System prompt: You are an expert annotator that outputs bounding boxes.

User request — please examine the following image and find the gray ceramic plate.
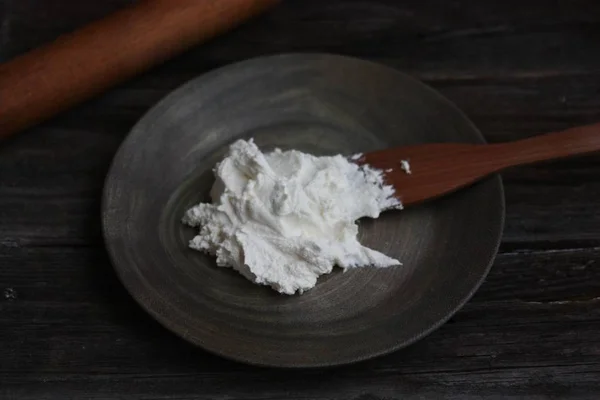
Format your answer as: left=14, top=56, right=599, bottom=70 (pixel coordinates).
left=102, top=53, right=504, bottom=367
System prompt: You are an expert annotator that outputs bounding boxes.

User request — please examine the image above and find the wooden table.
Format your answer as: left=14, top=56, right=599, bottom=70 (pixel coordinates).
left=2, top=1, right=600, bottom=398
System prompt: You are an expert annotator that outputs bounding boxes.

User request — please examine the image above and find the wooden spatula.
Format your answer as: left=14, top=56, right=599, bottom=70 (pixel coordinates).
left=358, top=122, right=600, bottom=207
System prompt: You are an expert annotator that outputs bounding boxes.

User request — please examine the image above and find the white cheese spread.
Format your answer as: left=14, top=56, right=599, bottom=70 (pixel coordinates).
left=183, top=139, right=401, bottom=294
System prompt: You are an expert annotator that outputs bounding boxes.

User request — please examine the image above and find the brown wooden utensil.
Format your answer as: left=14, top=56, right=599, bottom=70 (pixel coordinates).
left=0, top=0, right=279, bottom=139
left=360, top=122, right=600, bottom=207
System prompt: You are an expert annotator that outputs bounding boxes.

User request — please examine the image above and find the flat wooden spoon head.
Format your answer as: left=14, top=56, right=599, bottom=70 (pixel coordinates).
left=358, top=123, right=600, bottom=207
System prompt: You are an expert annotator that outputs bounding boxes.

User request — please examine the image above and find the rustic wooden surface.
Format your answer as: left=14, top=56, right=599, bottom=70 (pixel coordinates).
left=2, top=0, right=600, bottom=398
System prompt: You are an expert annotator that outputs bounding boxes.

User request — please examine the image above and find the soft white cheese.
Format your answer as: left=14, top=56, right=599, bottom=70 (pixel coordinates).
left=183, top=139, right=401, bottom=295
left=400, top=159, right=412, bottom=174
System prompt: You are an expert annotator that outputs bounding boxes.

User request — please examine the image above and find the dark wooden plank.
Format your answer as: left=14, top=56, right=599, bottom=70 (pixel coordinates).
left=2, top=247, right=600, bottom=375
left=2, top=365, right=600, bottom=400
left=4, top=0, right=600, bottom=75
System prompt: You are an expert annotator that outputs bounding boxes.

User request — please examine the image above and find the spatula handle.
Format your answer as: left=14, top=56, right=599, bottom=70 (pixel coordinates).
left=0, top=0, right=278, bottom=139
left=497, top=122, right=600, bottom=167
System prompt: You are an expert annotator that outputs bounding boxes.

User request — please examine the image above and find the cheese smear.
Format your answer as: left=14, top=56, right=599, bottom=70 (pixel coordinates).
left=182, top=139, right=401, bottom=295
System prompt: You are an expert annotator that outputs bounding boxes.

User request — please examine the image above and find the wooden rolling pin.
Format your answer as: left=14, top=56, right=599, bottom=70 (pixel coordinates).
left=0, top=0, right=279, bottom=139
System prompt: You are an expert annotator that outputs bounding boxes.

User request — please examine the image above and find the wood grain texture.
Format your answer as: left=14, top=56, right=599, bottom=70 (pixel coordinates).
left=2, top=0, right=600, bottom=398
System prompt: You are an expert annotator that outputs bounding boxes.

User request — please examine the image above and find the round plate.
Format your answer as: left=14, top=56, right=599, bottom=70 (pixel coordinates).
left=102, top=53, right=504, bottom=367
